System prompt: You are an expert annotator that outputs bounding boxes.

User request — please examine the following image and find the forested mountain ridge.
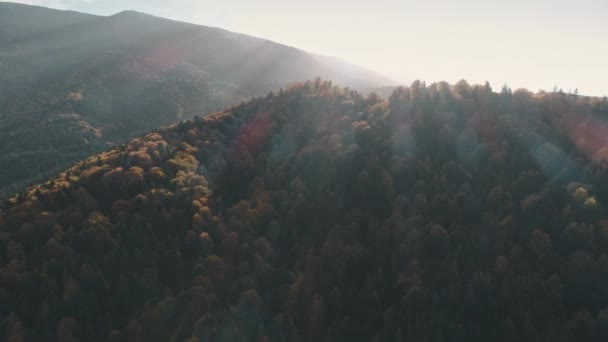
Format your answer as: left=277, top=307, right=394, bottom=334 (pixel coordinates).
left=2, top=79, right=608, bottom=341
left=0, top=2, right=391, bottom=196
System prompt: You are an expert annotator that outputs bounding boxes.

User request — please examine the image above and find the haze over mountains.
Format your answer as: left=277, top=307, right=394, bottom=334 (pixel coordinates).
left=4, top=2, right=608, bottom=341
left=0, top=2, right=391, bottom=196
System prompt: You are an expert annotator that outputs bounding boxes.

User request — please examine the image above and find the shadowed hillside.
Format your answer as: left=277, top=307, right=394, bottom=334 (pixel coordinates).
left=2, top=79, right=608, bottom=341
left=0, top=2, right=392, bottom=196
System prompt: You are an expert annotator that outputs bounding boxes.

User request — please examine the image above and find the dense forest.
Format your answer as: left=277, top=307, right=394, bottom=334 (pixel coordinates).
left=0, top=3, right=390, bottom=196
left=2, top=79, right=608, bottom=341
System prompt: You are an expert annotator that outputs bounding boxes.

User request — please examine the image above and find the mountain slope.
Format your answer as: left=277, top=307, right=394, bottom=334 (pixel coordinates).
left=0, top=3, right=392, bottom=196
left=2, top=80, right=608, bottom=341
left=0, top=2, right=95, bottom=43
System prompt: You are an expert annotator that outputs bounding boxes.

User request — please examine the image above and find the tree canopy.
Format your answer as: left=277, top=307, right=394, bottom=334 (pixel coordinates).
left=2, top=79, right=608, bottom=341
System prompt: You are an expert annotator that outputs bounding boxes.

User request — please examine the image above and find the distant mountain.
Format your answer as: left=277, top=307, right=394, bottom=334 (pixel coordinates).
left=0, top=3, right=95, bottom=43
left=0, top=2, right=392, bottom=196
left=2, top=80, right=608, bottom=340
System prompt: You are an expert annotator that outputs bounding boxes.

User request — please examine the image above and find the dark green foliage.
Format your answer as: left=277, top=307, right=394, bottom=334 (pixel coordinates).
left=2, top=80, right=608, bottom=341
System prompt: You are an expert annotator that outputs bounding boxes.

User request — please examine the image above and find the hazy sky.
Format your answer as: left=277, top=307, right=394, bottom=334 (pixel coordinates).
left=8, top=0, right=608, bottom=96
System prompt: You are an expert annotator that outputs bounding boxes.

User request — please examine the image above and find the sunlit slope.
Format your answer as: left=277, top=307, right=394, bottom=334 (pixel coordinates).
left=0, top=3, right=391, bottom=195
